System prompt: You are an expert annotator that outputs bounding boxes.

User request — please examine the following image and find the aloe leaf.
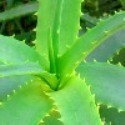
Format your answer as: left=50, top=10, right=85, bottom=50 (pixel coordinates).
left=36, top=0, right=58, bottom=60
left=48, top=0, right=82, bottom=74
left=0, top=80, right=52, bottom=125
left=0, top=75, right=34, bottom=101
left=100, top=105, right=125, bottom=125
left=48, top=27, right=59, bottom=74
left=36, top=0, right=82, bottom=58
left=0, top=63, right=44, bottom=77
left=58, top=0, right=82, bottom=55
left=0, top=62, right=59, bottom=93
left=59, top=11, right=125, bottom=77
left=49, top=76, right=102, bottom=125
left=86, top=29, right=125, bottom=62
left=76, top=62, right=125, bottom=110
left=0, top=35, right=48, bottom=70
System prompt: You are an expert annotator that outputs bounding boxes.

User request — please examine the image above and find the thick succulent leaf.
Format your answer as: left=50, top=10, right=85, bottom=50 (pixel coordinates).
left=58, top=0, right=82, bottom=55
left=0, top=63, right=44, bottom=77
left=48, top=28, right=58, bottom=74
left=0, top=35, right=48, bottom=70
left=86, top=29, right=125, bottom=62
left=36, top=0, right=58, bottom=60
left=0, top=58, right=49, bottom=101
left=0, top=79, right=52, bottom=125
left=59, top=11, right=125, bottom=77
left=49, top=76, right=102, bottom=125
left=36, top=0, right=82, bottom=59
left=100, top=105, right=125, bottom=125
left=0, top=62, right=58, bottom=94
left=0, top=75, right=34, bottom=101
left=76, top=62, right=125, bottom=110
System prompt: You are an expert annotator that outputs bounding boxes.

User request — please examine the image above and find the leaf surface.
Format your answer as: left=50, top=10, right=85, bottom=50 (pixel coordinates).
left=77, top=62, right=125, bottom=110
left=58, top=0, right=82, bottom=55
left=0, top=62, right=58, bottom=96
left=0, top=75, right=34, bottom=101
left=86, top=29, right=125, bottom=62
left=49, top=76, right=102, bottom=125
left=36, top=0, right=82, bottom=59
left=59, top=11, right=125, bottom=77
left=0, top=60, right=50, bottom=100
left=0, top=80, right=52, bottom=125
left=36, top=0, right=58, bottom=60
left=0, top=35, right=48, bottom=69
left=0, top=63, right=44, bottom=77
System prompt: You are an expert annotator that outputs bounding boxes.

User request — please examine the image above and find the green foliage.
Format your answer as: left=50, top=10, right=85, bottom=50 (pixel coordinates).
left=77, top=62, right=125, bottom=110
left=99, top=105, right=125, bottom=125
left=0, top=0, right=125, bottom=124
left=119, top=0, right=125, bottom=9
left=0, top=1, right=37, bottom=22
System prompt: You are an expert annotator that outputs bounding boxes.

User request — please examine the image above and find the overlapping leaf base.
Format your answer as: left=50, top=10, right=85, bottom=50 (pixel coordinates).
left=0, top=79, right=52, bottom=125
left=46, top=76, right=102, bottom=125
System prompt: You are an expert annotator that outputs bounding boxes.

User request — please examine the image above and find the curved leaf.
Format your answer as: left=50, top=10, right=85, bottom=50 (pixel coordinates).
left=0, top=62, right=59, bottom=95
left=59, top=11, right=125, bottom=77
left=0, top=79, right=52, bottom=125
left=0, top=63, right=44, bottom=77
left=0, top=35, right=48, bottom=70
left=0, top=75, right=34, bottom=101
left=36, top=0, right=58, bottom=60
left=58, top=0, right=82, bottom=55
left=86, top=29, right=125, bottom=62
left=77, top=62, right=125, bottom=110
left=36, top=0, right=82, bottom=58
left=49, top=76, right=102, bottom=125
left=0, top=58, right=48, bottom=102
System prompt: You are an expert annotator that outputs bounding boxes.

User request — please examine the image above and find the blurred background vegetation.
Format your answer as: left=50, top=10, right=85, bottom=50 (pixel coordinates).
left=0, top=0, right=125, bottom=124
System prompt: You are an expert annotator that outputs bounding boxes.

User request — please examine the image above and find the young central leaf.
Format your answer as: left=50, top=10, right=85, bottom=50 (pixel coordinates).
left=36, top=0, right=82, bottom=79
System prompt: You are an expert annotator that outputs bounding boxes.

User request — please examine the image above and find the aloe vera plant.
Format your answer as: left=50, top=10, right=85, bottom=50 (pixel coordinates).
left=0, top=0, right=125, bottom=124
